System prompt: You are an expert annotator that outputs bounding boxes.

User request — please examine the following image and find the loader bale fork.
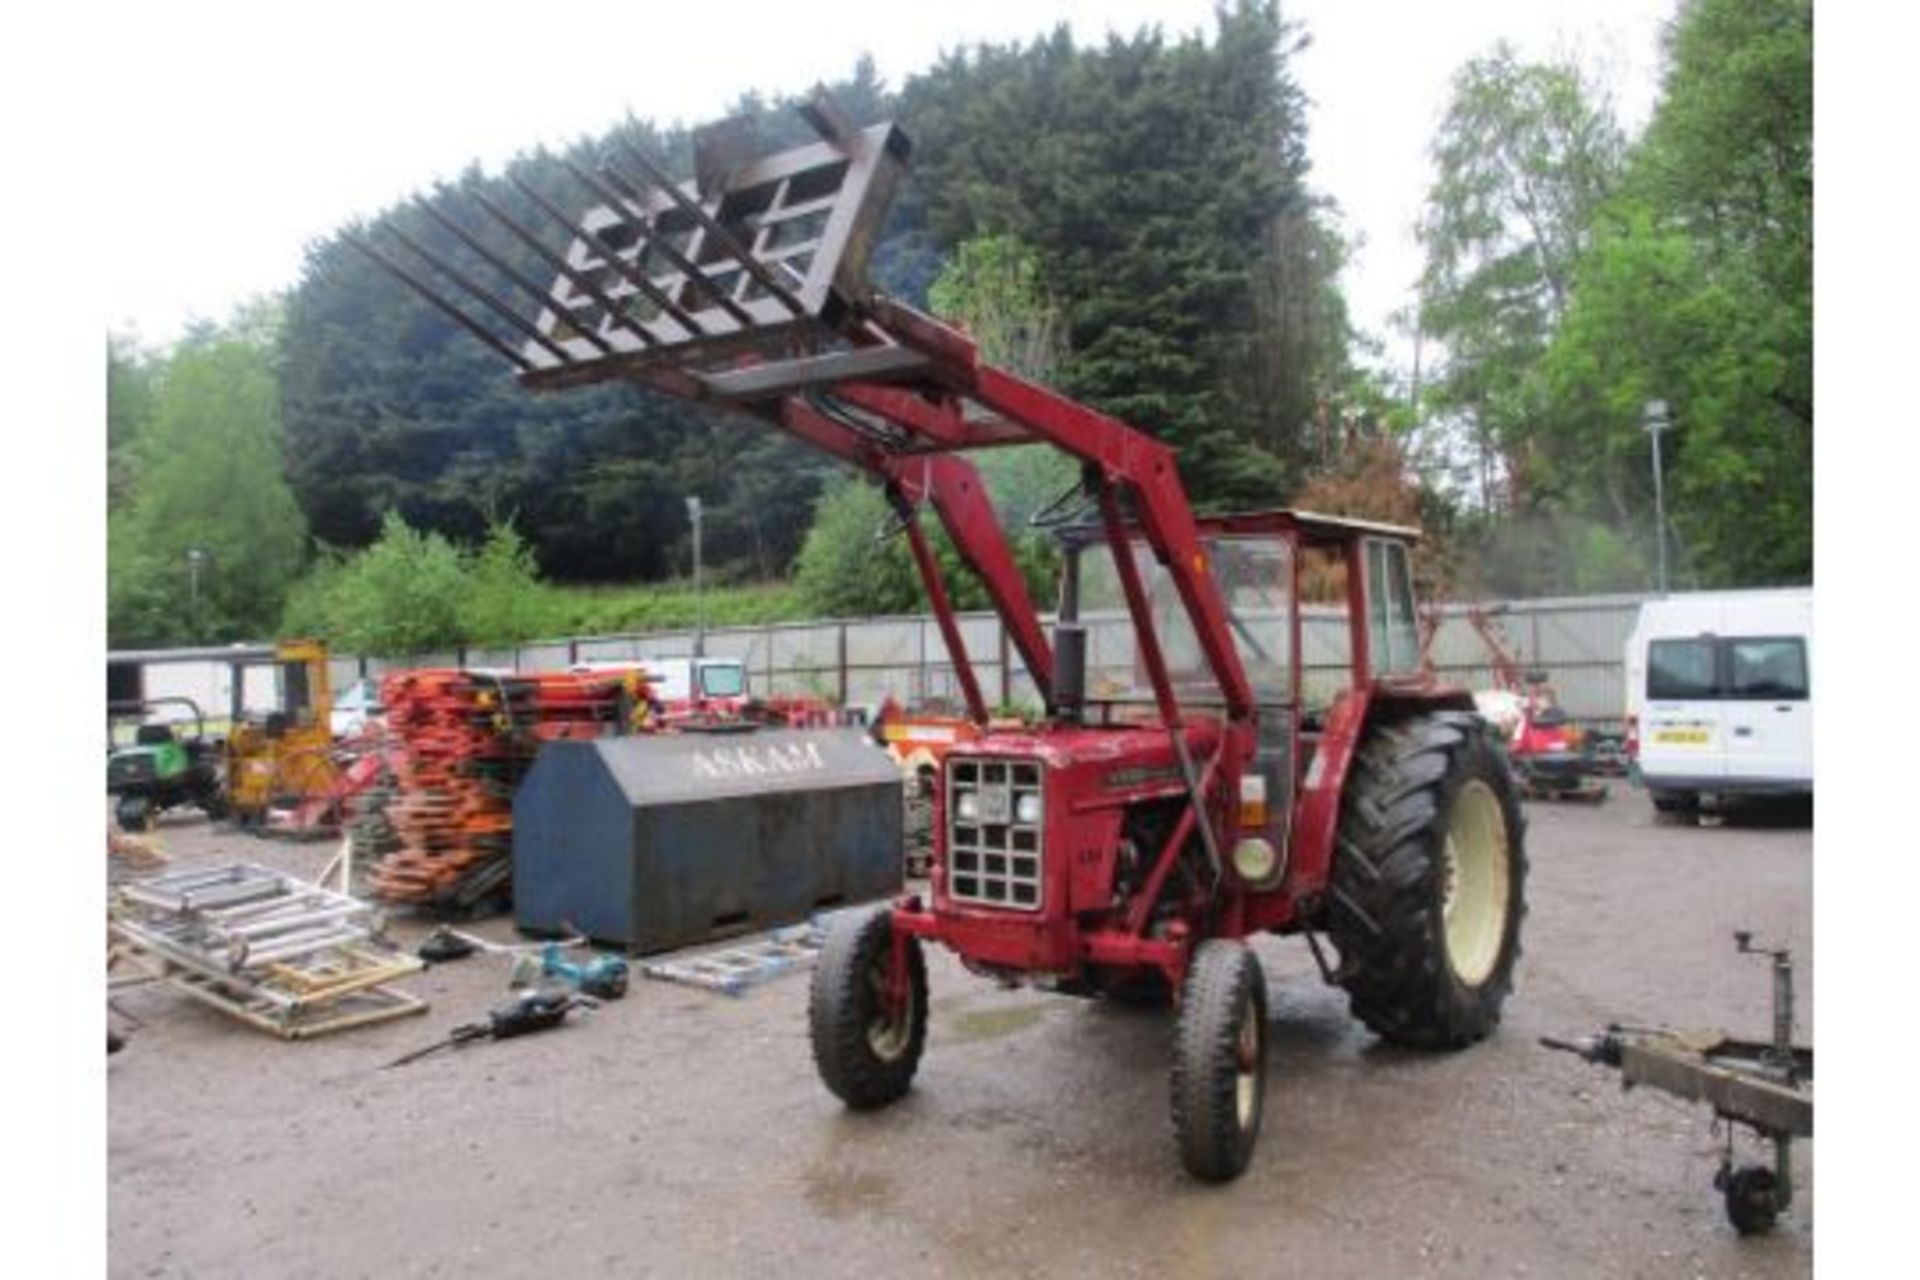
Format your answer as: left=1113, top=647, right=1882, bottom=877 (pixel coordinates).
left=355, top=92, right=1529, bottom=1180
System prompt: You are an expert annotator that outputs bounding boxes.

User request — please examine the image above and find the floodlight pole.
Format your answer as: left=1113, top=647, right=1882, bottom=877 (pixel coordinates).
left=1644, top=400, right=1671, bottom=594
left=686, top=496, right=705, bottom=657
left=187, top=547, right=208, bottom=638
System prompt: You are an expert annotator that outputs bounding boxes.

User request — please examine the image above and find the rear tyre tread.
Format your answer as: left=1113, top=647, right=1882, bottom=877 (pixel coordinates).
left=1326, top=712, right=1529, bottom=1049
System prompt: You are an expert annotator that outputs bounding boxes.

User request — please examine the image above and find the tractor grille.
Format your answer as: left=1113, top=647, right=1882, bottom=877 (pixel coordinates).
left=946, top=759, right=1044, bottom=911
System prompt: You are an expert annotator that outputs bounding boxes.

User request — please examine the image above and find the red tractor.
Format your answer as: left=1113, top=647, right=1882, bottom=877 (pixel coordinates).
left=353, top=94, right=1528, bottom=1181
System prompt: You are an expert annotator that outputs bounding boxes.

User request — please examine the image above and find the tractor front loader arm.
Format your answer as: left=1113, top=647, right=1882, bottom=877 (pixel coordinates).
left=349, top=90, right=1251, bottom=741
left=774, top=394, right=1055, bottom=719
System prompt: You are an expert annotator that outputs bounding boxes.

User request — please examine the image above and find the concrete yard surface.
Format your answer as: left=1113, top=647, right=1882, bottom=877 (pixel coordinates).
left=109, top=786, right=1812, bottom=1279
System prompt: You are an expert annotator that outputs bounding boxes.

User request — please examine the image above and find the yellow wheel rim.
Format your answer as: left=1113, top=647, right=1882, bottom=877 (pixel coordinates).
left=1233, top=1002, right=1261, bottom=1129
left=1441, top=779, right=1512, bottom=985
left=865, top=959, right=913, bottom=1061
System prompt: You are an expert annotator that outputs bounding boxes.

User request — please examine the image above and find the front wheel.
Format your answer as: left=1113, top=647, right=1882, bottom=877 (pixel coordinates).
left=809, top=908, right=927, bottom=1110
left=1171, top=941, right=1269, bottom=1182
left=1326, top=711, right=1529, bottom=1048
left=1719, top=1163, right=1781, bottom=1235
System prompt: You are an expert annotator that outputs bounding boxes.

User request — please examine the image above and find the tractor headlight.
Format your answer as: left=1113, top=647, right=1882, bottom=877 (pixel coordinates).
left=956, top=791, right=980, bottom=822
left=1015, top=792, right=1043, bottom=825
left=1231, top=836, right=1282, bottom=888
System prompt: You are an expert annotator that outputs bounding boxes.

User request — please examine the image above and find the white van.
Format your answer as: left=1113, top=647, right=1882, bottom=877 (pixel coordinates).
left=1624, top=589, right=1812, bottom=813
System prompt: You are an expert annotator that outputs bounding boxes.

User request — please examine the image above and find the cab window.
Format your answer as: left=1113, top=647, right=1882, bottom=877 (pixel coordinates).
left=698, top=664, right=745, bottom=698
left=1365, top=538, right=1420, bottom=674
left=281, top=661, right=312, bottom=720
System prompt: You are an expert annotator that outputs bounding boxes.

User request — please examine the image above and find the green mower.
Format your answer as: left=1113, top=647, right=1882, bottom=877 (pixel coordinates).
left=106, top=699, right=228, bottom=831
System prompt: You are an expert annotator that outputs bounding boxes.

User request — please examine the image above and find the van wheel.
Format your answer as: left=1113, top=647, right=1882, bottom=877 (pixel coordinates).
left=1651, top=790, right=1700, bottom=824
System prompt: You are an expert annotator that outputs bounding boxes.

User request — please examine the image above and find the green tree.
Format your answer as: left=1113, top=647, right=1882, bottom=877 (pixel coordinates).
left=791, top=467, right=1060, bottom=621
left=792, top=481, right=925, bottom=617
left=791, top=233, right=1082, bottom=621
left=108, top=328, right=308, bottom=646
left=897, top=1, right=1338, bottom=506
left=929, top=234, right=1067, bottom=381
left=277, top=14, right=1354, bottom=588
left=280, top=513, right=469, bottom=654
left=1530, top=0, right=1811, bottom=587
left=1416, top=44, right=1626, bottom=511
left=927, top=231, right=1075, bottom=580
left=107, top=334, right=160, bottom=511
left=278, top=108, right=840, bottom=588
left=459, top=520, right=554, bottom=646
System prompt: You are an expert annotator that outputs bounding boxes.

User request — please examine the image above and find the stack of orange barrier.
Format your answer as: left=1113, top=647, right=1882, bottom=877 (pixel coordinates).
left=368, top=668, right=651, bottom=910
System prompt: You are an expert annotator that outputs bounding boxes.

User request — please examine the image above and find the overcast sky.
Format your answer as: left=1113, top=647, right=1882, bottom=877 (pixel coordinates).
left=105, top=0, right=1676, bottom=370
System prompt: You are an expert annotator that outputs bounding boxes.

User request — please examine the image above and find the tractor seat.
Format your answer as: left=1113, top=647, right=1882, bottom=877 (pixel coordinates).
left=134, top=724, right=175, bottom=746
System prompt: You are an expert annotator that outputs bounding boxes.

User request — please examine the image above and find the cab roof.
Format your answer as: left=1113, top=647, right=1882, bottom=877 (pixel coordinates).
left=1058, top=507, right=1422, bottom=547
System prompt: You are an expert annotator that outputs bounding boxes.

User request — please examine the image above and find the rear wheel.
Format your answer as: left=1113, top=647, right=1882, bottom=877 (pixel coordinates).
left=115, top=794, right=154, bottom=833
left=1170, top=941, right=1269, bottom=1182
left=809, top=909, right=927, bottom=1110
left=1326, top=712, right=1528, bottom=1048
left=197, top=780, right=230, bottom=822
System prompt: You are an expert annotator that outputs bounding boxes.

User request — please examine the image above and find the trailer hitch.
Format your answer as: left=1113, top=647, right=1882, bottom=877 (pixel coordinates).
left=1541, top=930, right=1811, bottom=1235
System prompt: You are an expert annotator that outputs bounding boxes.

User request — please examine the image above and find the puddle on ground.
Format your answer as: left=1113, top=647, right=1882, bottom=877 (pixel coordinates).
left=948, top=1004, right=1047, bottom=1043
left=802, top=1165, right=898, bottom=1220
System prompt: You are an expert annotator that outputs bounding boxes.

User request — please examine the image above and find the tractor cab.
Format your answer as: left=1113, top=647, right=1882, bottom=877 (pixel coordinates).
left=931, top=507, right=1457, bottom=937
left=223, top=639, right=341, bottom=824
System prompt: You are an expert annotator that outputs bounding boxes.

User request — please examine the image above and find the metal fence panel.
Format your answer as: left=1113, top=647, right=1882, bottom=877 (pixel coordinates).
left=634, top=632, right=698, bottom=660
left=844, top=669, right=901, bottom=707
left=958, top=616, right=1000, bottom=660
left=518, top=642, right=573, bottom=671
left=846, top=619, right=920, bottom=667
left=575, top=636, right=641, bottom=663
left=114, top=591, right=1659, bottom=733
left=769, top=624, right=841, bottom=671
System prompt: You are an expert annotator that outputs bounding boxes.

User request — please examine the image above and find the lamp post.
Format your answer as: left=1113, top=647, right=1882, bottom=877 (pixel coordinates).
left=686, top=495, right=705, bottom=657
left=1643, top=400, right=1671, bottom=594
left=186, top=546, right=208, bottom=638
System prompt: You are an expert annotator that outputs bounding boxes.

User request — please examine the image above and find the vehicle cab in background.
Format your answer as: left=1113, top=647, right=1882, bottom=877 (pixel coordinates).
left=573, top=656, right=750, bottom=725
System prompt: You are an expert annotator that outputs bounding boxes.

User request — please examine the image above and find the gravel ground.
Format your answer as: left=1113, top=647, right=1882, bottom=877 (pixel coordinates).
left=108, top=782, right=1811, bottom=1279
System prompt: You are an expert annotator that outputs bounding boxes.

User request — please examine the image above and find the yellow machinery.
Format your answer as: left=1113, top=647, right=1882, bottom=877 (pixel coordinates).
left=223, top=639, right=341, bottom=825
